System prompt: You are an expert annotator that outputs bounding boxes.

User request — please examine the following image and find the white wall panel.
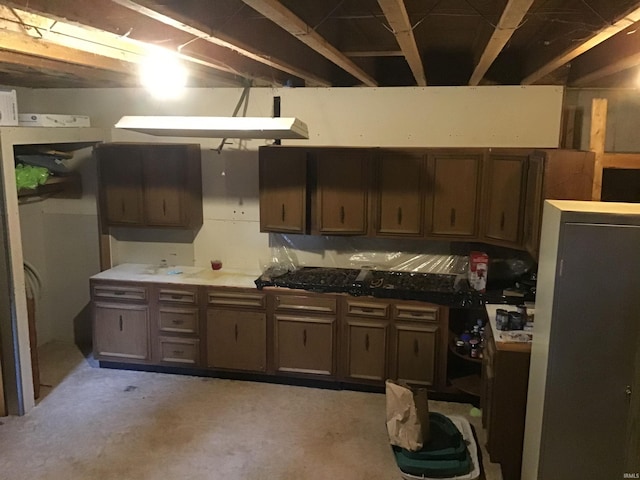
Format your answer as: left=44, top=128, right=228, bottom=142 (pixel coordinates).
left=19, top=86, right=563, bottom=147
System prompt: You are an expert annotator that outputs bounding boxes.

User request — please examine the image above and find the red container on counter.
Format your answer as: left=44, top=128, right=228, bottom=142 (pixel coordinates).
left=468, top=251, right=489, bottom=292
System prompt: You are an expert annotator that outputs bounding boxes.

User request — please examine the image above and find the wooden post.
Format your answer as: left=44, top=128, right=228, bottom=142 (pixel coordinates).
left=560, top=106, right=577, bottom=149
left=589, top=98, right=607, bottom=200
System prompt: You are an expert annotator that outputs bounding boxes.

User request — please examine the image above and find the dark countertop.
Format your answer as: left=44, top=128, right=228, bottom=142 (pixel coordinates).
left=254, top=267, right=533, bottom=308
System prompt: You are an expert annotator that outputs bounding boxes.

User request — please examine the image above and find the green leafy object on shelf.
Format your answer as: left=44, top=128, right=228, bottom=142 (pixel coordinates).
left=15, top=164, right=50, bottom=190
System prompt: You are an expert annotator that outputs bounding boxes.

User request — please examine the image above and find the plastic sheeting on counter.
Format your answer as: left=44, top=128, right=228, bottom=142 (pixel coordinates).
left=263, top=233, right=468, bottom=276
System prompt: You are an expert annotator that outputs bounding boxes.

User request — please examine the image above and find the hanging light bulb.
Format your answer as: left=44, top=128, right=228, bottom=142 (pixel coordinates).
left=139, top=48, right=188, bottom=100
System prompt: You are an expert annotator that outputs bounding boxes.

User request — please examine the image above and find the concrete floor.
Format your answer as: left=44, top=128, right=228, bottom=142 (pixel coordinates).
left=0, top=342, right=502, bottom=480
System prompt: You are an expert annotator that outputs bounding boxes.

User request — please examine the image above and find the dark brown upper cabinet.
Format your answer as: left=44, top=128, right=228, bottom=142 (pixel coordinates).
left=426, top=151, right=482, bottom=239
left=314, top=148, right=370, bottom=235
left=481, top=151, right=528, bottom=247
left=373, top=149, right=425, bottom=237
left=97, top=143, right=202, bottom=230
left=258, top=146, right=308, bottom=234
left=257, top=146, right=595, bottom=254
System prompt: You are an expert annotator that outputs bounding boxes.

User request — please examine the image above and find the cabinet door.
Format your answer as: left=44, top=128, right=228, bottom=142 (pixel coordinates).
left=523, top=153, right=545, bottom=258
left=143, top=146, right=185, bottom=226
left=393, top=323, right=439, bottom=387
left=97, top=147, right=144, bottom=225
left=259, top=147, right=307, bottom=233
left=316, top=149, right=369, bottom=235
left=275, top=314, right=335, bottom=376
left=344, top=318, right=389, bottom=382
left=207, top=309, right=267, bottom=372
left=482, top=154, right=527, bottom=245
left=94, top=302, right=149, bottom=361
left=374, top=151, right=424, bottom=236
left=427, top=153, right=481, bottom=238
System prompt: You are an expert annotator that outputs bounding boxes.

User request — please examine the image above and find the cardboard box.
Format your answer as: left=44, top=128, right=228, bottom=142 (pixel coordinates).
left=18, top=113, right=91, bottom=127
left=0, top=89, right=19, bottom=126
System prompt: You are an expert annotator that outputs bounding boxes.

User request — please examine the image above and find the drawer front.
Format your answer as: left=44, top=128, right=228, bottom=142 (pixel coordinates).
left=158, top=337, right=200, bottom=365
left=392, top=304, right=439, bottom=322
left=158, top=288, right=198, bottom=305
left=345, top=300, right=389, bottom=319
left=158, top=306, right=199, bottom=334
left=208, top=291, right=266, bottom=309
left=93, top=284, right=147, bottom=301
left=274, top=294, right=336, bottom=314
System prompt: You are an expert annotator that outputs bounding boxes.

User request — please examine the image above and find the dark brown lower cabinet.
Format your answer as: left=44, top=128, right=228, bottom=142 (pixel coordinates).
left=207, top=309, right=267, bottom=372
left=393, top=322, right=439, bottom=387
left=154, top=285, right=202, bottom=367
left=94, top=302, right=150, bottom=361
left=92, top=280, right=450, bottom=392
left=482, top=317, right=531, bottom=480
left=390, top=302, right=446, bottom=390
left=92, top=281, right=151, bottom=363
left=274, top=314, right=335, bottom=376
left=343, top=318, right=389, bottom=382
left=206, top=288, right=267, bottom=372
left=341, top=298, right=391, bottom=383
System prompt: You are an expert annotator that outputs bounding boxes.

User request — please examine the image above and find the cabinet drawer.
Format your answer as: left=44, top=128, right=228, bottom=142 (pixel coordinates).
left=392, top=304, right=439, bottom=322
left=158, top=337, right=200, bottom=365
left=93, top=284, right=147, bottom=302
left=345, top=300, right=389, bottom=318
left=208, top=291, right=266, bottom=309
left=274, top=294, right=336, bottom=314
left=158, top=288, right=198, bottom=305
left=158, top=306, right=199, bottom=334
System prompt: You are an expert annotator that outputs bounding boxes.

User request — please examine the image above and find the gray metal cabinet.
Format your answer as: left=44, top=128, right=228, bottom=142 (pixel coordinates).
left=522, top=200, right=640, bottom=480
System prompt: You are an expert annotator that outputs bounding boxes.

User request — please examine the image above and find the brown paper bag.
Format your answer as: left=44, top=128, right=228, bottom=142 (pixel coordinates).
left=385, top=379, right=430, bottom=451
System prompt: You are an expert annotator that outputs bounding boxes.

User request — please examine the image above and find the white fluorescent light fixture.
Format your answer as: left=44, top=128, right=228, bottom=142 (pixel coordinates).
left=115, top=115, right=309, bottom=139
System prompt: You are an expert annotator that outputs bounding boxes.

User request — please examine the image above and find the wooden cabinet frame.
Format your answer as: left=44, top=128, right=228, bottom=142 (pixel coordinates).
left=96, top=142, right=203, bottom=231
left=91, top=279, right=450, bottom=394
left=259, top=145, right=594, bottom=253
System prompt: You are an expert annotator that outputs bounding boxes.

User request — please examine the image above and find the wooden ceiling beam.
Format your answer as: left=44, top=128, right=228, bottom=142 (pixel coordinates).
left=241, top=0, right=378, bottom=86
left=110, top=0, right=331, bottom=87
left=0, top=27, right=132, bottom=74
left=568, top=23, right=640, bottom=86
left=343, top=50, right=403, bottom=58
left=522, top=5, right=640, bottom=85
left=0, top=49, right=133, bottom=84
left=377, top=0, right=426, bottom=86
left=469, top=0, right=534, bottom=86
left=0, top=4, right=255, bottom=86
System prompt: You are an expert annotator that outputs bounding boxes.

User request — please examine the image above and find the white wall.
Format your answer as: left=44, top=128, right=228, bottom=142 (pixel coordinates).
left=18, top=146, right=100, bottom=345
left=18, top=86, right=563, bottom=147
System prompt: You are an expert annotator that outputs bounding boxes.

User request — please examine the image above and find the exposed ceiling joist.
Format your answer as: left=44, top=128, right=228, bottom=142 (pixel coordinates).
left=569, top=23, right=640, bottom=86
left=344, top=50, right=403, bottom=57
left=469, top=0, right=534, bottom=86
left=0, top=26, right=132, bottom=74
left=0, top=49, right=132, bottom=84
left=522, top=5, right=640, bottom=85
left=377, top=0, right=426, bottom=86
left=0, top=4, right=257, bottom=86
left=110, top=0, right=331, bottom=87
left=241, top=0, right=378, bottom=86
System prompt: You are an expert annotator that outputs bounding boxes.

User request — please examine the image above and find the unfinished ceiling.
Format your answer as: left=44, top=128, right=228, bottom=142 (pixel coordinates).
left=0, top=0, right=639, bottom=89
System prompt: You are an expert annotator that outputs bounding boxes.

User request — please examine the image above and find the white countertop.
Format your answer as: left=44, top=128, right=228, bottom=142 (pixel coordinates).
left=91, top=263, right=260, bottom=289
left=486, top=304, right=532, bottom=352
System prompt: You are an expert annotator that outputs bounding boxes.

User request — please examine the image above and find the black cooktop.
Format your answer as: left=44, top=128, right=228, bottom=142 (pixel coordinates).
left=255, top=267, right=473, bottom=306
